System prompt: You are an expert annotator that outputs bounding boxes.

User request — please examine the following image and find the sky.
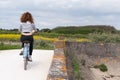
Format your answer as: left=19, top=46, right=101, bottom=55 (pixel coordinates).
left=1, top=0, right=120, bottom=30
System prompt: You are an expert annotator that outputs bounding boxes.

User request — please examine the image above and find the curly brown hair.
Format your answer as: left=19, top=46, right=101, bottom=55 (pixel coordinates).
left=20, top=12, right=34, bottom=23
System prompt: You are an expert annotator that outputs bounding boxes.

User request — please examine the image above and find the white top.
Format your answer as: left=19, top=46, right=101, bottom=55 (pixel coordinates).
left=19, top=22, right=36, bottom=33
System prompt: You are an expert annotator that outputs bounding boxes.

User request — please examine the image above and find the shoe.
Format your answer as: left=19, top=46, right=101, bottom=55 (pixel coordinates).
left=19, top=51, right=23, bottom=55
left=28, top=56, right=32, bottom=62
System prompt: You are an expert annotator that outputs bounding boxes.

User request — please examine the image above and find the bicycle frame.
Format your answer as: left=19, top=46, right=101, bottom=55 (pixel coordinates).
left=23, top=42, right=30, bottom=70
left=23, top=42, right=30, bottom=58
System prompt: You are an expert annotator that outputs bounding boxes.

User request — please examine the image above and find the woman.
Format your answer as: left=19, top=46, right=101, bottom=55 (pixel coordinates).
left=19, top=12, right=37, bottom=61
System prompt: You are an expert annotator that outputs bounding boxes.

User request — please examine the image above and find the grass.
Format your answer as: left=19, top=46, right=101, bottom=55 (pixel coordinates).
left=0, top=42, right=21, bottom=50
left=0, top=40, right=54, bottom=50
left=72, top=57, right=84, bottom=80
left=65, top=50, right=84, bottom=80
left=34, top=40, right=54, bottom=50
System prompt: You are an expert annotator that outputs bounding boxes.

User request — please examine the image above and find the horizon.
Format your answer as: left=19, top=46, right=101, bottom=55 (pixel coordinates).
left=0, top=25, right=119, bottom=31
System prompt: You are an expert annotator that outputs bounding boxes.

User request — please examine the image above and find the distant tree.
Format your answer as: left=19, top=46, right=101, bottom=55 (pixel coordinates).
left=10, top=29, right=18, bottom=31
left=40, top=28, right=51, bottom=33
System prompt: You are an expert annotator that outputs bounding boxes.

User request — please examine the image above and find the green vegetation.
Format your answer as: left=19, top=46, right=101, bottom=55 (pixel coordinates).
left=88, top=33, right=120, bottom=43
left=0, top=25, right=120, bottom=50
left=0, top=28, right=18, bottom=34
left=0, top=25, right=118, bottom=38
left=52, top=25, right=117, bottom=34
left=72, top=57, right=84, bottom=80
left=0, top=42, right=21, bottom=50
left=34, top=25, right=120, bottom=43
left=65, top=50, right=84, bottom=80
left=34, top=40, right=54, bottom=50
left=0, top=41, right=54, bottom=50
left=94, top=64, right=108, bottom=72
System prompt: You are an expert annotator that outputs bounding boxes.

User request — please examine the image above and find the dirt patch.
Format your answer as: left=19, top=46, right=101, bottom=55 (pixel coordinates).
left=90, top=58, right=120, bottom=80
left=66, top=53, right=120, bottom=80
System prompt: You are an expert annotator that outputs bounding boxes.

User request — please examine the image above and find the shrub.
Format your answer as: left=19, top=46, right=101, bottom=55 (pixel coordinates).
left=88, top=33, right=120, bottom=43
left=99, top=64, right=108, bottom=72
left=34, top=40, right=54, bottom=50
left=94, top=64, right=108, bottom=72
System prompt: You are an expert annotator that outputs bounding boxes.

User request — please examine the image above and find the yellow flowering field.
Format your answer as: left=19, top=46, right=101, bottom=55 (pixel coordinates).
left=37, top=36, right=57, bottom=42
left=77, top=38, right=91, bottom=42
left=0, top=34, right=91, bottom=42
left=0, top=34, right=20, bottom=41
left=65, top=38, right=91, bottom=42
left=0, top=34, right=57, bottom=42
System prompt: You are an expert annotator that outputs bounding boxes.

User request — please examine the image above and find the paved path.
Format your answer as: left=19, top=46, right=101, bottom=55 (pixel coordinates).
left=0, top=49, right=54, bottom=80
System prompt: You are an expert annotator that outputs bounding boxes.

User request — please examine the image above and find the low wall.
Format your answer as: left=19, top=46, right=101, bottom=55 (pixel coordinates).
left=47, top=40, right=68, bottom=80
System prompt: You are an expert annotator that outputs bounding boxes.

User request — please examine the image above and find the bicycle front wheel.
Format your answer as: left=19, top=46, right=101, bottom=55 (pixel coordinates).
left=24, top=58, right=28, bottom=70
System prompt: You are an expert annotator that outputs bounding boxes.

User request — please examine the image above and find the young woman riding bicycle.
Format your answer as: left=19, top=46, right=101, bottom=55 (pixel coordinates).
left=19, top=12, right=37, bottom=61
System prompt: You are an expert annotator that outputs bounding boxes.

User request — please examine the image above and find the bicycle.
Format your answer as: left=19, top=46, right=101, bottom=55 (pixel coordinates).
left=23, top=41, right=31, bottom=70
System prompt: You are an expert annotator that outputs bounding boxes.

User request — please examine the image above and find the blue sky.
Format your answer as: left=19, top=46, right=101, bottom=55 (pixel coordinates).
left=1, top=0, right=120, bottom=30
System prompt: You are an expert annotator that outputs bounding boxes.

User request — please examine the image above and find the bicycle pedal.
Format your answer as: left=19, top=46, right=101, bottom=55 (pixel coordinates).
left=19, top=51, right=23, bottom=55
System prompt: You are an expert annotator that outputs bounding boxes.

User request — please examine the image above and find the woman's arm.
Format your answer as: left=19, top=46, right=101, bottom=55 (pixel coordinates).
left=18, top=25, right=22, bottom=32
left=32, top=24, right=38, bottom=33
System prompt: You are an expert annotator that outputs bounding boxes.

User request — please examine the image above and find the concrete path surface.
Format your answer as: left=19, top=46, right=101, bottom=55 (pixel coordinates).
left=0, top=49, right=54, bottom=80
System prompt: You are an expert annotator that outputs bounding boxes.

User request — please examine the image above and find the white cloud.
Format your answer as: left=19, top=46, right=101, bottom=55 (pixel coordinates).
left=0, top=0, right=12, bottom=8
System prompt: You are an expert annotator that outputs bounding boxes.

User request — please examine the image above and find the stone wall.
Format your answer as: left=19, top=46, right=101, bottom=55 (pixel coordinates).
left=47, top=41, right=120, bottom=80
left=65, top=42, right=120, bottom=80
left=66, top=42, right=120, bottom=57
left=47, top=40, right=68, bottom=80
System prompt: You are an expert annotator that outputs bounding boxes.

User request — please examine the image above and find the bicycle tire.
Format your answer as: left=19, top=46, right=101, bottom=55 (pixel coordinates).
left=23, top=42, right=30, bottom=70
left=24, top=58, right=27, bottom=70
